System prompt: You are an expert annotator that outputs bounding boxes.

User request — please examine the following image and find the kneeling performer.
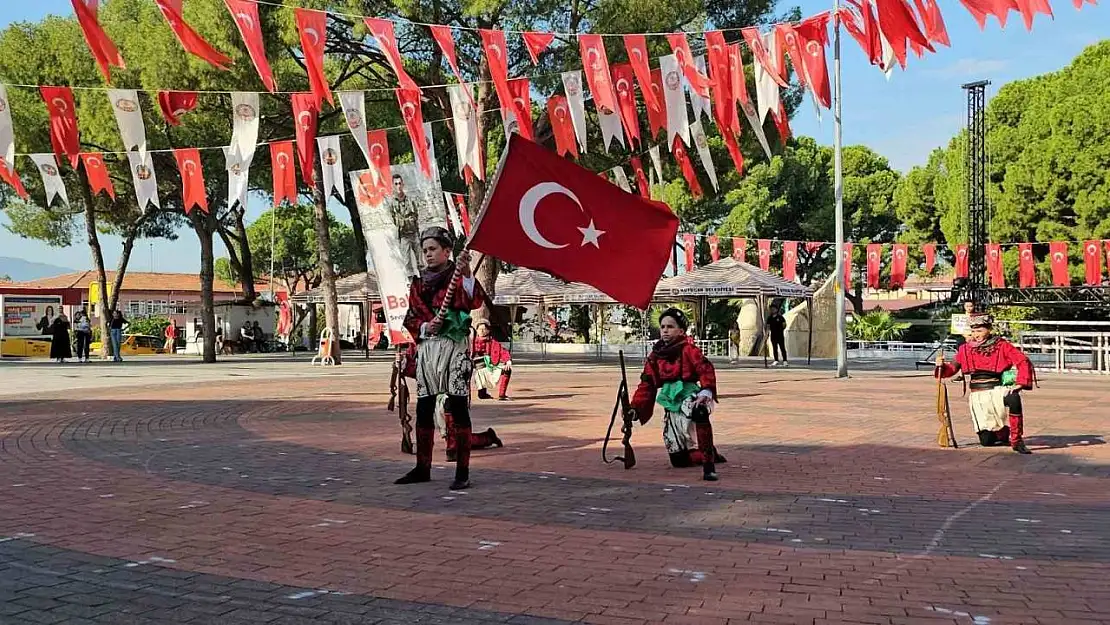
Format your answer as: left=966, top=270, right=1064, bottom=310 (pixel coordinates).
left=396, top=227, right=485, bottom=489
left=935, top=313, right=1033, bottom=454
left=631, top=308, right=724, bottom=481
left=472, top=321, right=513, bottom=400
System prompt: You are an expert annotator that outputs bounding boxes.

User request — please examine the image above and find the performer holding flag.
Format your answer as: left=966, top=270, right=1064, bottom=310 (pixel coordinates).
left=934, top=314, right=1034, bottom=454
left=395, top=226, right=486, bottom=489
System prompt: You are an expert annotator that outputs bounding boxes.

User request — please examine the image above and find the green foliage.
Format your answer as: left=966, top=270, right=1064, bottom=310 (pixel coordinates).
left=127, top=315, right=170, bottom=337
left=847, top=310, right=911, bottom=342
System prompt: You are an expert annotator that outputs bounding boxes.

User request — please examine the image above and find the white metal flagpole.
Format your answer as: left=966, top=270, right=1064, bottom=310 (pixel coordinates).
left=833, top=0, right=848, bottom=378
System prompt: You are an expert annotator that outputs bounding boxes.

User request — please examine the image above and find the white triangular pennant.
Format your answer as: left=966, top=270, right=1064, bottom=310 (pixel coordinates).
left=443, top=191, right=464, bottom=235
left=561, top=71, right=589, bottom=154
left=689, top=120, right=719, bottom=192
left=880, top=33, right=896, bottom=80
left=754, top=32, right=781, bottom=124
left=423, top=121, right=440, bottom=182
left=612, top=166, right=631, bottom=193
left=223, top=147, right=250, bottom=209
left=30, top=153, right=67, bottom=207
left=649, top=145, right=664, bottom=181
left=686, top=56, right=712, bottom=123
left=107, top=89, right=147, bottom=161
left=739, top=101, right=774, bottom=161
left=316, top=135, right=345, bottom=200
left=447, top=83, right=482, bottom=180
left=338, top=91, right=372, bottom=167
left=0, top=84, right=14, bottom=165
left=659, top=54, right=690, bottom=149
left=230, top=92, right=260, bottom=165
left=127, top=151, right=159, bottom=213
left=598, top=108, right=625, bottom=153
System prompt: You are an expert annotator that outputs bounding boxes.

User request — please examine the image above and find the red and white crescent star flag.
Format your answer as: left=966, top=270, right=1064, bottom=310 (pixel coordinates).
left=155, top=0, right=231, bottom=69
left=645, top=68, right=668, bottom=140
left=611, top=63, right=641, bottom=148
left=954, top=244, right=969, bottom=278
left=467, top=135, right=679, bottom=309
left=1084, top=240, right=1102, bottom=285
left=741, top=27, right=788, bottom=87
left=80, top=152, right=114, bottom=199
left=913, top=0, right=951, bottom=47
left=776, top=23, right=809, bottom=89
left=1018, top=242, right=1036, bottom=288
left=986, top=243, right=1005, bottom=288
left=783, top=241, right=798, bottom=281
left=72, top=0, right=125, bottom=81
left=683, top=233, right=697, bottom=271
left=890, top=243, right=908, bottom=288
left=577, top=34, right=619, bottom=115
left=873, top=0, right=933, bottom=68
left=1012, top=0, right=1055, bottom=31
left=622, top=35, right=661, bottom=114
left=40, top=86, right=80, bottom=168
left=270, top=141, right=297, bottom=207
left=430, top=26, right=473, bottom=109
left=839, top=1, right=880, bottom=66
left=757, top=239, right=772, bottom=271
left=364, top=18, right=420, bottom=93
left=480, top=29, right=517, bottom=122
left=704, top=31, right=735, bottom=132
left=291, top=93, right=318, bottom=187
left=396, top=88, right=432, bottom=178
left=709, top=235, right=721, bottom=263
left=174, top=147, right=208, bottom=215
left=842, top=243, right=855, bottom=286
left=546, top=96, right=578, bottom=159
left=0, top=157, right=28, bottom=200
left=671, top=135, right=703, bottom=199
left=732, top=237, right=747, bottom=262
left=866, top=243, right=882, bottom=289
left=665, top=33, right=712, bottom=98
left=922, top=243, right=936, bottom=274
left=366, top=129, right=392, bottom=192
left=1049, top=241, right=1070, bottom=286
left=794, top=13, right=833, bottom=109
left=630, top=156, right=650, bottom=199
left=523, top=32, right=555, bottom=64
left=294, top=8, right=333, bottom=106
left=505, top=77, right=534, bottom=140
left=157, top=91, right=198, bottom=126
left=224, top=0, right=275, bottom=92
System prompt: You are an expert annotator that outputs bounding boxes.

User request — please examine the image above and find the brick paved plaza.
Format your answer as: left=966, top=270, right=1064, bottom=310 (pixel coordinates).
left=1, top=356, right=1108, bottom=624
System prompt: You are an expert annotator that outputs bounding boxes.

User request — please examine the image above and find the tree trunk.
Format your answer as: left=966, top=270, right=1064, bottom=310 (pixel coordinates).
left=77, top=166, right=111, bottom=359
left=342, top=194, right=369, bottom=274
left=234, top=208, right=257, bottom=300
left=107, top=224, right=141, bottom=316
left=192, top=212, right=217, bottom=363
left=311, top=160, right=342, bottom=365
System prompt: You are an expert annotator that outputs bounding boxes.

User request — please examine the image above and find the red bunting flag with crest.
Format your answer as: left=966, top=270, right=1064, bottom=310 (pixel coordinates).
left=954, top=244, right=969, bottom=278
left=891, top=243, right=908, bottom=288
left=72, top=0, right=125, bottom=81
left=225, top=0, right=275, bottom=92
left=270, top=141, right=297, bottom=206
left=546, top=96, right=578, bottom=159
left=155, top=0, right=231, bottom=69
left=174, top=147, right=208, bottom=215
left=794, top=13, right=833, bottom=109
left=874, top=0, right=933, bottom=68
left=480, top=29, right=516, bottom=122
left=757, top=239, right=772, bottom=271
left=671, top=135, right=703, bottom=199
left=622, top=35, right=660, bottom=114
left=665, top=33, right=713, bottom=98
left=1018, top=243, right=1036, bottom=288
left=366, top=129, right=391, bottom=191
left=41, top=86, right=80, bottom=168
left=1049, top=241, right=1069, bottom=286
left=913, top=0, right=951, bottom=47
left=365, top=18, right=420, bottom=93
left=986, top=243, right=1005, bottom=288
left=294, top=8, right=332, bottom=106
left=157, top=91, right=198, bottom=126
left=0, top=158, right=29, bottom=200
left=291, top=93, right=318, bottom=187
left=523, top=32, right=555, bottom=64
left=611, top=63, right=641, bottom=148
left=842, top=243, right=855, bottom=285
left=709, top=235, right=721, bottom=263
left=630, top=156, right=650, bottom=199
left=1084, top=240, right=1102, bottom=285
left=396, top=88, right=431, bottom=178
left=506, top=77, right=534, bottom=140
left=683, top=233, right=696, bottom=271
left=783, top=241, right=798, bottom=281
left=578, top=34, right=619, bottom=115
left=645, top=69, right=668, bottom=140
left=733, top=238, right=747, bottom=262
left=922, top=243, right=936, bottom=274
left=866, top=243, right=882, bottom=289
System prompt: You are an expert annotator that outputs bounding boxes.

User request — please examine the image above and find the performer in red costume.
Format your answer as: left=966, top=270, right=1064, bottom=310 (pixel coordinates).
left=630, top=308, right=725, bottom=481
left=399, top=343, right=503, bottom=461
left=472, top=321, right=513, bottom=400
left=396, top=227, right=485, bottom=489
left=935, top=313, right=1034, bottom=454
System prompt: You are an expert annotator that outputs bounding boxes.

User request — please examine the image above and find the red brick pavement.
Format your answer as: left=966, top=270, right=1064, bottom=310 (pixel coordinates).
left=1, top=363, right=1109, bottom=624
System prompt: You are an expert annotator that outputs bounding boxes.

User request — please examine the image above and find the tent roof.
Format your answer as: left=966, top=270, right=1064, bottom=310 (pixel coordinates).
left=653, top=258, right=812, bottom=299
left=290, top=272, right=380, bottom=304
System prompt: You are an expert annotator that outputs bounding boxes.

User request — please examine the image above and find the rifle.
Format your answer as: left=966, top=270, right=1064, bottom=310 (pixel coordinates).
left=935, top=354, right=958, bottom=449
left=602, top=350, right=636, bottom=469
left=388, top=347, right=414, bottom=454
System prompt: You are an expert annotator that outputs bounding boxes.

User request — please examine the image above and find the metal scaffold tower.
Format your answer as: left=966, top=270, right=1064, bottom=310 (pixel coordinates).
left=962, top=80, right=990, bottom=309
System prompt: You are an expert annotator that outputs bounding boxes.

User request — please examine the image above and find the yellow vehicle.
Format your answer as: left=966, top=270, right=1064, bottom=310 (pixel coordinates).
left=90, top=334, right=168, bottom=356
left=1, top=336, right=53, bottom=358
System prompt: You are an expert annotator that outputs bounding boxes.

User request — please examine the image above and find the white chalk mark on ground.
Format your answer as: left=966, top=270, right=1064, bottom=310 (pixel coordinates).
left=123, top=556, right=176, bottom=568
left=667, top=568, right=707, bottom=583
left=478, top=540, right=501, bottom=551
left=762, top=528, right=793, bottom=534
left=98, top=494, right=114, bottom=498
left=927, top=606, right=991, bottom=624
left=0, top=533, right=36, bottom=543
left=1060, top=529, right=1073, bottom=534
left=1015, top=518, right=1041, bottom=523
left=978, top=553, right=1014, bottom=560
left=817, top=498, right=849, bottom=503
left=177, top=500, right=209, bottom=510
left=312, top=518, right=348, bottom=528
left=1034, top=492, right=1067, bottom=497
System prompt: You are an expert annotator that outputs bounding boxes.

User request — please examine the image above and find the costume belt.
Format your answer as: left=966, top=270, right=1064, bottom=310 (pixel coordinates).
left=968, top=372, right=1001, bottom=392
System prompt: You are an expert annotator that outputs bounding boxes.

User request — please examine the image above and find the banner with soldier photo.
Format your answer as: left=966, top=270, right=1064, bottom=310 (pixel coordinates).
left=386, top=160, right=448, bottom=277
left=352, top=169, right=413, bottom=346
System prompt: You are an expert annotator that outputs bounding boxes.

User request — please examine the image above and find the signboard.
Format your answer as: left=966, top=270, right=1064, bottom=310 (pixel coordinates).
left=352, top=169, right=414, bottom=345
left=950, top=313, right=970, bottom=337
left=1, top=294, right=63, bottom=339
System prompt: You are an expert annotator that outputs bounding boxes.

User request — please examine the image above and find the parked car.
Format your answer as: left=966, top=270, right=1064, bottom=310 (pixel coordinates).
left=90, top=334, right=168, bottom=356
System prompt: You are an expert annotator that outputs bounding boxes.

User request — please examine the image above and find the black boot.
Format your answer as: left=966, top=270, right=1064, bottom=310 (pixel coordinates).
left=477, top=389, right=492, bottom=400
left=1012, top=440, right=1032, bottom=455
left=488, top=428, right=503, bottom=448
left=703, top=463, right=719, bottom=481
left=451, top=426, right=472, bottom=490
left=394, top=466, right=431, bottom=484
left=396, top=426, right=434, bottom=484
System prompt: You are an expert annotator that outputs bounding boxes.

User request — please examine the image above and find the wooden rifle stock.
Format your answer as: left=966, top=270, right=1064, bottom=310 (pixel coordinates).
left=603, top=351, right=637, bottom=469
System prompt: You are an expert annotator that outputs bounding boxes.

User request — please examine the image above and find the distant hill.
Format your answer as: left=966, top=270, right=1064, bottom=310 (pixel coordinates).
left=0, top=257, right=75, bottom=282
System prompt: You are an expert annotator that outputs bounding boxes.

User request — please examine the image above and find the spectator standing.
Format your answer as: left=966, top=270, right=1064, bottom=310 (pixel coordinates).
left=252, top=321, right=265, bottom=353
left=49, top=312, right=72, bottom=363
left=109, top=310, right=127, bottom=362
left=164, top=323, right=178, bottom=354
left=767, top=304, right=788, bottom=367
left=73, top=308, right=92, bottom=362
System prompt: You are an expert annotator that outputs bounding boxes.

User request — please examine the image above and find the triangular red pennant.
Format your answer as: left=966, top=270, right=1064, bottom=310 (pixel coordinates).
left=622, top=35, right=661, bottom=115
left=645, top=68, right=668, bottom=140
left=157, top=91, right=198, bottom=126
left=506, top=78, right=534, bottom=140
left=72, top=0, right=125, bottom=81
left=80, top=152, right=115, bottom=199
left=480, top=29, right=516, bottom=123
left=155, top=0, right=231, bottom=69
left=666, top=33, right=713, bottom=98
left=0, top=157, right=29, bottom=200
left=1012, top=0, right=1054, bottom=30
left=40, top=86, right=80, bottom=168
left=522, top=32, right=555, bottom=64
left=174, top=147, right=208, bottom=215
left=794, top=13, right=832, bottom=109
left=611, top=63, right=641, bottom=148
left=546, top=96, right=578, bottom=159
left=291, top=93, right=318, bottom=187
left=672, top=135, right=703, bottom=199
left=913, top=0, right=952, bottom=46
left=721, top=127, right=745, bottom=178
left=364, top=18, right=421, bottom=93
left=397, top=88, right=432, bottom=178
left=294, top=8, right=333, bottom=106
left=225, top=0, right=275, bottom=92
left=270, top=141, right=297, bottom=206
left=922, top=243, right=936, bottom=274
left=742, top=27, right=789, bottom=87
left=429, top=26, right=472, bottom=108
left=705, top=31, right=735, bottom=132
left=578, top=34, right=619, bottom=115
left=874, top=0, right=934, bottom=68
left=630, top=156, right=650, bottom=199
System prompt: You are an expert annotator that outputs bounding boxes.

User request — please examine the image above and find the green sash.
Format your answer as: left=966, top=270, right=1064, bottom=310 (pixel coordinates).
left=438, top=309, right=471, bottom=343
left=656, top=380, right=700, bottom=413
left=1001, top=367, right=1017, bottom=386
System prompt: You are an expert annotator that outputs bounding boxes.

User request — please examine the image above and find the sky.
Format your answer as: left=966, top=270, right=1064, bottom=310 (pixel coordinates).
left=1, top=0, right=1108, bottom=274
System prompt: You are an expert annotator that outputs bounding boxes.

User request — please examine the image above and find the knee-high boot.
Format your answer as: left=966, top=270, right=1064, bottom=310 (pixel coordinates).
left=396, top=398, right=436, bottom=484
left=695, top=422, right=719, bottom=481
left=1009, top=413, right=1031, bottom=454
left=447, top=396, right=473, bottom=489
left=497, top=370, right=512, bottom=399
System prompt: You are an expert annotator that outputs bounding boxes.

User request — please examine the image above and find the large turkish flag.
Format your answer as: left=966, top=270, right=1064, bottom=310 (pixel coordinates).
left=467, top=135, right=679, bottom=308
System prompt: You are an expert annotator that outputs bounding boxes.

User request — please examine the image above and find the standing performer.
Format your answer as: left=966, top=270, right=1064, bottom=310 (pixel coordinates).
left=630, top=308, right=725, bottom=481
left=399, top=342, right=504, bottom=460
left=935, top=314, right=1034, bottom=454
left=472, top=321, right=514, bottom=400
left=396, top=227, right=486, bottom=489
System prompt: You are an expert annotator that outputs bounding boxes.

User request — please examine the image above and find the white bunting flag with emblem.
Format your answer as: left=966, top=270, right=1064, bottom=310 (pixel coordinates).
left=223, top=147, right=250, bottom=209
left=659, top=54, right=690, bottom=149
left=30, top=153, right=68, bottom=207
left=598, top=108, right=625, bottom=153
left=422, top=121, right=440, bottom=182
left=107, top=89, right=147, bottom=161
left=447, top=83, right=482, bottom=180
left=127, top=151, right=160, bottom=212
left=230, top=92, right=260, bottom=164
left=612, top=166, right=631, bottom=193
left=0, top=85, right=14, bottom=165
left=561, top=71, right=589, bottom=154
left=316, top=135, right=345, bottom=200
left=443, top=191, right=464, bottom=235
left=689, top=120, right=719, bottom=192
left=686, top=56, right=712, bottom=123
left=754, top=32, right=781, bottom=124
left=649, top=145, right=664, bottom=182
left=338, top=91, right=372, bottom=167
